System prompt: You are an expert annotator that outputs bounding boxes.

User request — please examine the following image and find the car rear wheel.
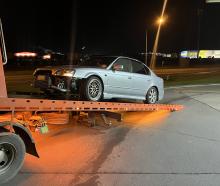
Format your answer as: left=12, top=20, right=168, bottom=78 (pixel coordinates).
left=82, top=76, right=103, bottom=101
left=144, top=87, right=158, bottom=104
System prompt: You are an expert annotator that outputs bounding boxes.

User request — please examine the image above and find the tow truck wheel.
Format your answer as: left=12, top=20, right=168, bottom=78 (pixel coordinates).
left=0, top=133, right=26, bottom=184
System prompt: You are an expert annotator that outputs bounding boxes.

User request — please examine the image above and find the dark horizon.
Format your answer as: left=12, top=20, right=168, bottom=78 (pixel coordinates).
left=1, top=0, right=220, bottom=55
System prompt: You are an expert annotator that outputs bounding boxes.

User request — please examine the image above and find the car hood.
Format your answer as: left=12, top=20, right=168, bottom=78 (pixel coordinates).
left=34, top=65, right=107, bottom=75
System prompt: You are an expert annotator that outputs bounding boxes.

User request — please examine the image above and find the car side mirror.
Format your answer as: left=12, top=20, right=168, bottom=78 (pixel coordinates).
left=113, top=64, right=123, bottom=71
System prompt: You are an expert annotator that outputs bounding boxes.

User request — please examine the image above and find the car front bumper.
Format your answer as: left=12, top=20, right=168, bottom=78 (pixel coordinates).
left=34, top=75, right=81, bottom=94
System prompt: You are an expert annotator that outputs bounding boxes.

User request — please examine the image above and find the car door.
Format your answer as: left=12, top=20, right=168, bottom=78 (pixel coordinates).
left=130, top=60, right=152, bottom=97
left=106, top=58, right=132, bottom=96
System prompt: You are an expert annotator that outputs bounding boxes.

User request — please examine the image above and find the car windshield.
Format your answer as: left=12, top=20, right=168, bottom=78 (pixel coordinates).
left=79, top=56, right=117, bottom=68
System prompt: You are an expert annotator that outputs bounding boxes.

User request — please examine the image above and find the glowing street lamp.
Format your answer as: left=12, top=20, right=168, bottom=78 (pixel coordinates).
left=150, top=0, right=168, bottom=70
left=145, top=16, right=167, bottom=65
left=157, top=17, right=166, bottom=25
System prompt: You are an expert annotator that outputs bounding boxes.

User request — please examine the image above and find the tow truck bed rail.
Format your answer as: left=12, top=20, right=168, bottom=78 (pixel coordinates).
left=0, top=97, right=183, bottom=112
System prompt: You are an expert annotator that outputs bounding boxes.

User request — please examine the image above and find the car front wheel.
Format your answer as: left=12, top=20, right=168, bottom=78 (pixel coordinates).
left=144, top=87, right=158, bottom=104
left=82, top=76, right=103, bottom=101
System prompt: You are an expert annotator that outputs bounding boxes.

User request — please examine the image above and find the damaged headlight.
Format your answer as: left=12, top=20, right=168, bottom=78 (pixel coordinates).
left=55, top=69, right=75, bottom=77
left=63, top=70, right=75, bottom=77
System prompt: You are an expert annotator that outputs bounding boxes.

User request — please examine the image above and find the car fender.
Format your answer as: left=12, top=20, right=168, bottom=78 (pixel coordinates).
left=0, top=122, right=39, bottom=157
left=84, top=72, right=104, bottom=79
left=82, top=72, right=107, bottom=86
left=74, top=68, right=108, bottom=83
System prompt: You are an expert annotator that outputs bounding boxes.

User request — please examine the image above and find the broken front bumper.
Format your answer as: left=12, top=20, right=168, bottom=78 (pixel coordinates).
left=34, top=75, right=81, bottom=94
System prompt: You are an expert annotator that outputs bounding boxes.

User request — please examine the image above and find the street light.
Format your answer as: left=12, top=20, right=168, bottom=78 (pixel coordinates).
left=145, top=17, right=166, bottom=65
left=157, top=17, right=166, bottom=25
left=150, top=0, right=168, bottom=69
left=146, top=16, right=167, bottom=67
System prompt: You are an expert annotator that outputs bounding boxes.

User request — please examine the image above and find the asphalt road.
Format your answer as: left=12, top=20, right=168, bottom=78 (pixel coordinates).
left=2, top=84, right=220, bottom=186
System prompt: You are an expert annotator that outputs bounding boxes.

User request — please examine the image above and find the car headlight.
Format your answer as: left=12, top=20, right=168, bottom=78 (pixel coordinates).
left=55, top=69, right=75, bottom=77
left=63, top=70, right=75, bottom=77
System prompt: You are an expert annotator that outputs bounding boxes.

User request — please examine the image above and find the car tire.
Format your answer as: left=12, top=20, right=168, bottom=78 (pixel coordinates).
left=81, top=76, right=103, bottom=101
left=144, top=87, right=158, bottom=104
left=0, top=133, right=26, bottom=184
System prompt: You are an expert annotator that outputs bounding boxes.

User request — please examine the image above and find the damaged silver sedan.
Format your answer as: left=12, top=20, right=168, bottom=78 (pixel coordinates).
left=33, top=56, right=164, bottom=103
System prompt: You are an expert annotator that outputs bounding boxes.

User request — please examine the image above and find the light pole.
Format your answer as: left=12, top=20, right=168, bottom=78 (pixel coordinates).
left=196, top=0, right=205, bottom=59
left=145, top=30, right=148, bottom=65
left=150, top=16, right=167, bottom=69
left=150, top=0, right=168, bottom=69
left=145, top=17, right=165, bottom=66
left=197, top=8, right=203, bottom=59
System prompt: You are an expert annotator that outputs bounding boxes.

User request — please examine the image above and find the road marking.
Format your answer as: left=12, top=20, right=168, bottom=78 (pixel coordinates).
left=179, top=91, right=220, bottom=94
left=196, top=71, right=218, bottom=74
left=165, top=83, right=220, bottom=90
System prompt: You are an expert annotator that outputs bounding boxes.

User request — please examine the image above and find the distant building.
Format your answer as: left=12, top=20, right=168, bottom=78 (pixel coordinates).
left=180, top=50, right=220, bottom=59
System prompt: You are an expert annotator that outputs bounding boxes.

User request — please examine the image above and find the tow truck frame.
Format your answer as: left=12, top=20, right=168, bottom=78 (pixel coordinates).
left=0, top=18, right=183, bottom=184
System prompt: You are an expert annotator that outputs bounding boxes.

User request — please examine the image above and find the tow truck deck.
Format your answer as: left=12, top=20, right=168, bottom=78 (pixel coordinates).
left=0, top=97, right=183, bottom=112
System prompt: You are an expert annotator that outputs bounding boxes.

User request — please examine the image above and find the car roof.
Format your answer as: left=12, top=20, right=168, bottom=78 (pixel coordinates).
left=90, top=55, right=144, bottom=64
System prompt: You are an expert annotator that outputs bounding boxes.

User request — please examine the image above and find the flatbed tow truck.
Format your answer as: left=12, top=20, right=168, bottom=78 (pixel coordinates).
left=0, top=19, right=183, bottom=184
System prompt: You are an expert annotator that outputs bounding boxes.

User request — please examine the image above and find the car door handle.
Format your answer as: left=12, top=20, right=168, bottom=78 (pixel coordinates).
left=128, top=77, right=132, bottom=79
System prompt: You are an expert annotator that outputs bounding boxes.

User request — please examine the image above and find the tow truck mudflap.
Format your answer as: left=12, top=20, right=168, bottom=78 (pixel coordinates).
left=0, top=122, right=39, bottom=158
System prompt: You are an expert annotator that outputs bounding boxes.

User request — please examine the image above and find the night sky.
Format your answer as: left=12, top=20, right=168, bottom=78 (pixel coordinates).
left=1, top=0, right=220, bottom=55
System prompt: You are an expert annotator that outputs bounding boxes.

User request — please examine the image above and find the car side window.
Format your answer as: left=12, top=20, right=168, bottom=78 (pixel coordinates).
left=112, top=58, right=132, bottom=72
left=131, top=60, right=149, bottom=75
